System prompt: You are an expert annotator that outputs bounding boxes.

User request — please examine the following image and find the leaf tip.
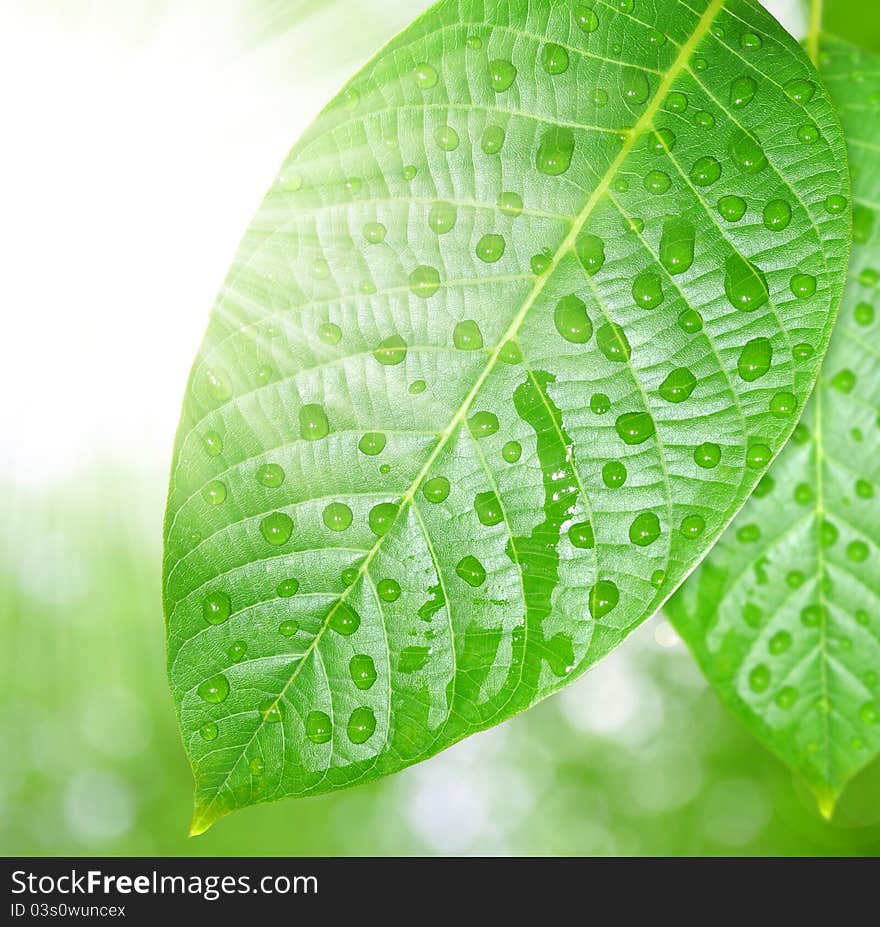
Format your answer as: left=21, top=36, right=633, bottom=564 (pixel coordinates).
left=188, top=803, right=219, bottom=837
left=814, top=787, right=838, bottom=822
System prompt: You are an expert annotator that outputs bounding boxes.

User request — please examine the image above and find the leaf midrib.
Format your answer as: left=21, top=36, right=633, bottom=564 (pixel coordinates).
left=189, top=0, right=727, bottom=830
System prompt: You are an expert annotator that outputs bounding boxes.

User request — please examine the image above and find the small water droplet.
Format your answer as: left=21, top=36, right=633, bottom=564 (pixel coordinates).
left=659, top=217, right=695, bottom=275
left=198, top=674, right=230, bottom=704
left=203, top=591, right=231, bottom=626
left=415, top=63, right=438, bottom=89
left=350, top=655, right=377, bottom=690
left=730, top=75, right=757, bottom=108
left=475, top=491, right=503, bottom=527
left=589, top=580, right=619, bottom=619
left=615, top=411, right=655, bottom=445
left=306, top=710, right=332, bottom=744
left=489, top=59, right=517, bottom=92
left=368, top=502, right=398, bottom=537
left=454, top=319, right=484, bottom=350
left=347, top=706, right=377, bottom=744
left=476, top=233, right=506, bottom=263
left=456, top=555, right=487, bottom=587
left=260, top=512, right=293, bottom=546
left=536, top=126, right=575, bottom=175
left=502, top=441, right=522, bottom=463
left=300, top=403, right=330, bottom=441
left=256, top=463, right=285, bottom=488
left=694, top=442, right=721, bottom=469
left=468, top=411, right=499, bottom=438
left=541, top=43, right=569, bottom=75
left=725, top=254, right=769, bottom=311
left=482, top=125, right=505, bottom=155
left=422, top=476, right=450, bottom=503
left=602, top=461, right=627, bottom=489
left=199, top=722, right=218, bottom=741
left=737, top=337, right=773, bottom=381
left=630, top=512, right=661, bottom=547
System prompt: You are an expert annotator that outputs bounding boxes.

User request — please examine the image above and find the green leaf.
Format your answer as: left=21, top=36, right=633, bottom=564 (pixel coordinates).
left=164, top=0, right=850, bottom=832
left=668, top=35, right=878, bottom=817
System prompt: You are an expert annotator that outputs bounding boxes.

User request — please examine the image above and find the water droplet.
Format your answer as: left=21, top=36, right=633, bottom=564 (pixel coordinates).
left=203, top=592, right=231, bottom=626
left=717, top=195, right=747, bottom=222
left=589, top=580, right=619, bottom=619
left=615, top=411, right=655, bottom=445
left=854, top=302, right=875, bottom=326
left=856, top=479, right=874, bottom=499
left=621, top=68, right=650, bottom=105
left=737, top=337, right=773, bottom=381
left=350, top=655, right=377, bottom=691
left=368, top=502, right=397, bottom=537
left=832, top=368, right=856, bottom=393
left=202, top=431, right=223, bottom=456
left=575, top=4, right=599, bottom=32
left=306, top=710, right=332, bottom=744
left=576, top=232, right=606, bottom=275
left=730, top=75, right=757, bottom=108
left=801, top=604, right=822, bottom=627
left=602, top=461, right=627, bottom=488
left=468, top=411, right=499, bottom=438
left=204, top=367, right=232, bottom=403
left=769, top=391, right=797, bottom=417
left=256, top=463, right=285, bottom=489
left=279, top=619, right=299, bottom=638
left=203, top=481, right=227, bottom=505
left=476, top=233, right=506, bottom=263
left=300, top=403, right=330, bottom=441
left=358, top=432, right=386, bottom=456
left=277, top=578, right=299, bottom=598
left=690, top=156, right=722, bottom=186
left=630, top=512, right=661, bottom=547
left=489, top=59, right=517, bottom=92
left=531, top=250, right=552, bottom=275
left=422, top=476, right=450, bottom=503
left=454, top=320, right=484, bottom=350
left=482, top=125, right=505, bottom=155
left=536, top=126, right=575, bottom=175
left=737, top=524, right=761, bottom=544
left=456, top=555, right=487, bottom=587
left=659, top=367, right=697, bottom=403
left=466, top=35, right=482, bottom=50
left=680, top=514, right=706, bottom=539
left=730, top=131, right=767, bottom=173
left=798, top=123, right=819, bottom=143
left=502, top=441, right=522, bottom=463
left=665, top=91, right=688, bottom=113
left=374, top=335, right=408, bottom=366
left=500, top=341, right=523, bottom=364
left=402, top=165, right=418, bottom=181
left=753, top=474, right=775, bottom=498
left=748, top=664, right=770, bottom=693
left=659, top=218, right=695, bottom=275
left=377, top=578, right=401, bottom=602
left=790, top=273, right=817, bottom=299
left=859, top=702, right=879, bottom=724
left=198, top=674, right=230, bottom=704
left=597, top=323, right=631, bottom=363
left=678, top=308, right=703, bottom=333
left=409, top=379, right=427, bottom=395
left=741, top=31, right=763, bottom=50
left=260, top=512, right=293, bottom=546
left=409, top=265, right=441, bottom=298
left=323, top=502, right=353, bottom=532
left=541, top=42, right=569, bottom=75
left=853, top=205, right=875, bottom=244
left=347, top=706, right=376, bottom=744
left=363, top=221, right=386, bottom=245
left=311, top=258, right=330, bottom=280
left=725, top=254, right=769, bottom=311
left=415, top=63, right=438, bottom=89
left=228, top=640, right=247, bottom=662
left=761, top=198, right=792, bottom=231
left=631, top=272, right=664, bottom=310
left=747, top=444, right=771, bottom=469
left=592, top=88, right=609, bottom=107
left=694, top=442, right=721, bottom=469
left=820, top=519, right=839, bottom=547
left=743, top=603, right=764, bottom=627
left=471, top=491, right=502, bottom=527
left=644, top=169, right=671, bottom=194
left=329, top=601, right=361, bottom=636
left=784, top=78, right=815, bottom=103
left=199, top=722, right=218, bottom=741
left=498, top=192, right=524, bottom=217
left=794, top=482, right=813, bottom=505
left=568, top=521, right=595, bottom=549
left=590, top=393, right=611, bottom=415
left=434, top=124, right=460, bottom=152
left=848, top=540, right=870, bottom=563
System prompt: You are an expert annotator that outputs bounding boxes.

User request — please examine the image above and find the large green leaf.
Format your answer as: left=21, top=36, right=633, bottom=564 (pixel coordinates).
left=164, top=0, right=850, bottom=832
left=668, top=35, right=878, bottom=816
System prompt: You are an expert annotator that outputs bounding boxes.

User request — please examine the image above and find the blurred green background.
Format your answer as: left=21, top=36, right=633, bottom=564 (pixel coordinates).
left=2, top=0, right=879, bottom=856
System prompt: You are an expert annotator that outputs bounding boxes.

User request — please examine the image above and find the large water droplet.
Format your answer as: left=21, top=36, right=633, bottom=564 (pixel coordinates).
left=589, top=580, right=619, bottom=619
left=737, top=337, right=773, bottom=381
left=350, top=655, right=377, bottom=690
left=197, top=674, right=229, bottom=704
left=260, top=512, right=294, bottom=546
left=300, top=403, right=330, bottom=441
left=724, top=254, right=769, bottom=311
left=306, top=710, right=332, bottom=744
left=489, top=59, right=517, bottom=92
left=659, top=218, right=695, bottom=275
left=536, top=126, right=575, bottom=176
left=456, top=555, right=487, bottom=587
left=203, top=592, right=231, bottom=626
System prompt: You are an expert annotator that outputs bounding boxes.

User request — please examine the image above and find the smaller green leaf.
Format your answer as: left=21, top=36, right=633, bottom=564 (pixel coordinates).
left=668, top=37, right=880, bottom=814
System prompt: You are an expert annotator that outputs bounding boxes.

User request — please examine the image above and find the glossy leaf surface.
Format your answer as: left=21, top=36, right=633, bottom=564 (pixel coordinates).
left=163, top=0, right=849, bottom=831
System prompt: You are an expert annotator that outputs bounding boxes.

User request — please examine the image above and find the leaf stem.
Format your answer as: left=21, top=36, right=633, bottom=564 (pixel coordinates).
left=807, top=0, right=823, bottom=64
